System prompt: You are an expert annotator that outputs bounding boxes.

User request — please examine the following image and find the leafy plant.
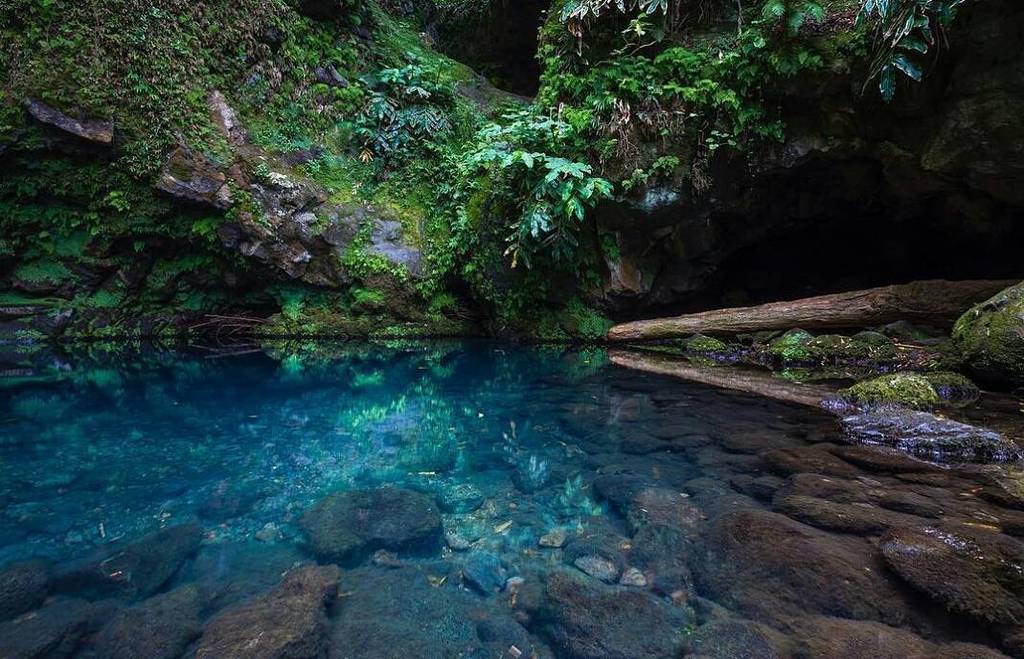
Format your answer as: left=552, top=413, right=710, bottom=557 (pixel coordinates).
left=460, top=110, right=613, bottom=267
left=761, top=0, right=825, bottom=35
left=859, top=0, right=969, bottom=101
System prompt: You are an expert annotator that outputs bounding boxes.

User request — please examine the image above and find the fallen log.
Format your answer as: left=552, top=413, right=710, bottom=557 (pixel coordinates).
left=608, top=279, right=1017, bottom=342
left=609, top=349, right=832, bottom=408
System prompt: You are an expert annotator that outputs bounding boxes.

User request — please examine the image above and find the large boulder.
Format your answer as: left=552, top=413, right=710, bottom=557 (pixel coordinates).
left=195, top=564, right=340, bottom=659
left=0, top=597, right=108, bottom=658
left=791, top=616, right=1010, bottom=658
left=25, top=100, right=113, bottom=144
left=953, top=281, right=1024, bottom=389
left=880, top=525, right=1024, bottom=625
left=92, top=585, right=203, bottom=659
left=693, top=508, right=914, bottom=628
left=536, top=568, right=692, bottom=659
left=329, top=565, right=545, bottom=659
left=300, top=487, right=442, bottom=563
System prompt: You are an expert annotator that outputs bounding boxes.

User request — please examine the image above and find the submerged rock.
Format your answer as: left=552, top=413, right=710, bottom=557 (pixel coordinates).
left=0, top=559, right=51, bottom=621
left=461, top=550, right=506, bottom=594
left=880, top=526, right=1024, bottom=625
left=0, top=597, right=106, bottom=658
left=629, top=523, right=693, bottom=596
left=839, top=407, right=1021, bottom=464
left=792, top=615, right=1010, bottom=658
left=685, top=619, right=791, bottom=658
left=329, top=565, right=544, bottom=658
left=536, top=568, right=692, bottom=659
left=196, top=564, right=340, bottom=659
left=300, top=487, right=442, bottom=563
left=93, top=585, right=202, bottom=659
left=694, top=508, right=912, bottom=627
left=953, top=281, right=1024, bottom=388
left=54, top=522, right=202, bottom=600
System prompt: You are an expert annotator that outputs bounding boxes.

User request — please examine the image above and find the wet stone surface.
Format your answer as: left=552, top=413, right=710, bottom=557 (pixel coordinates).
left=0, top=341, right=1022, bottom=657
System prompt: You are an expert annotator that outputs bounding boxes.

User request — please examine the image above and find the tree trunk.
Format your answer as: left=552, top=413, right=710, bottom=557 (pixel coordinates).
left=607, top=279, right=1016, bottom=342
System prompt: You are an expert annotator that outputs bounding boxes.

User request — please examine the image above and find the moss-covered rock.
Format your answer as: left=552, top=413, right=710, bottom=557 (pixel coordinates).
left=843, top=374, right=940, bottom=410
left=767, top=329, right=815, bottom=363
left=922, top=371, right=980, bottom=403
left=684, top=334, right=729, bottom=353
left=953, top=281, right=1024, bottom=389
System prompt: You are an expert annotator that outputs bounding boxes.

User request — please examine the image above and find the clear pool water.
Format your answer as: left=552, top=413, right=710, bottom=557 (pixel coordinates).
left=0, top=341, right=1019, bottom=658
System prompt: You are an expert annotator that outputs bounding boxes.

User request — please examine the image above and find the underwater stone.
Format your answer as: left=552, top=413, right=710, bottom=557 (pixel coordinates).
left=537, top=568, right=692, bottom=659
left=694, top=508, right=913, bottom=627
left=880, top=526, right=1024, bottom=625
left=54, top=522, right=202, bottom=600
left=0, top=559, right=51, bottom=621
left=539, top=528, right=568, bottom=548
left=628, top=523, right=693, bottom=596
left=573, top=556, right=620, bottom=584
left=685, top=619, right=791, bottom=658
left=300, top=487, right=442, bottom=563
left=462, top=551, right=507, bottom=594
left=196, top=564, right=340, bottom=659
left=93, top=585, right=202, bottom=659
left=436, top=482, right=485, bottom=514
left=791, top=615, right=1008, bottom=659
left=618, top=567, right=647, bottom=588
left=0, top=597, right=102, bottom=658
left=329, top=566, right=543, bottom=659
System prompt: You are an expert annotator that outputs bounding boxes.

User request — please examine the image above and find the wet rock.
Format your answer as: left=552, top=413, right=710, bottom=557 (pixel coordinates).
left=330, top=566, right=545, bottom=658
left=365, top=219, right=423, bottom=278
left=791, top=615, right=1010, bottom=659
left=694, top=508, right=912, bottom=627
left=462, top=551, right=506, bottom=594
left=625, top=487, right=704, bottom=535
left=829, top=445, right=939, bottom=474
left=55, top=522, right=202, bottom=600
left=25, top=100, right=113, bottom=143
left=842, top=374, right=941, bottom=410
left=618, top=567, right=647, bottom=587
left=255, top=522, right=283, bottom=543
left=839, top=407, right=1021, bottom=464
left=0, top=559, right=51, bottom=621
left=537, top=568, right=691, bottom=659
left=300, top=487, right=441, bottom=563
left=564, top=532, right=628, bottom=585
left=573, top=556, right=620, bottom=584
left=880, top=526, right=1024, bottom=625
left=729, top=474, right=785, bottom=501
left=93, top=585, right=202, bottom=659
left=198, top=481, right=265, bottom=521
left=179, top=542, right=309, bottom=613
left=953, top=281, right=1024, bottom=389
left=685, top=619, right=791, bottom=658
left=539, top=528, right=568, bottom=548
left=196, top=564, right=340, bottom=659
left=629, top=523, right=694, bottom=596
left=762, top=445, right=862, bottom=478
left=0, top=598, right=100, bottom=658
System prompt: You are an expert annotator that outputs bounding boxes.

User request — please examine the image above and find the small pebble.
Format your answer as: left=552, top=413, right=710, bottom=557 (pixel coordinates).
left=539, top=528, right=567, bottom=548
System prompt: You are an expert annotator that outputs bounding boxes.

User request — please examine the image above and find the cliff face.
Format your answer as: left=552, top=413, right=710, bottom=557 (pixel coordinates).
left=1, top=0, right=1022, bottom=341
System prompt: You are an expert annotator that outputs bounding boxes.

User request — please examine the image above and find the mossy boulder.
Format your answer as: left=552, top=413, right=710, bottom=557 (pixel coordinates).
left=843, top=374, right=940, bottom=409
left=922, top=371, right=980, bottom=403
left=767, top=329, right=814, bottom=363
left=953, top=281, right=1024, bottom=389
left=684, top=334, right=729, bottom=353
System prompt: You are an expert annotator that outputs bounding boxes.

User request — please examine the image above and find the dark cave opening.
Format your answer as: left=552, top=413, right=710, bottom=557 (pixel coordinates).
left=434, top=0, right=549, bottom=97
left=605, top=155, right=1024, bottom=320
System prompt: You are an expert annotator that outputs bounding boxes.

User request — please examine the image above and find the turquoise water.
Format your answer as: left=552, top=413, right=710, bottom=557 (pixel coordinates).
left=0, top=341, right=1018, bottom=657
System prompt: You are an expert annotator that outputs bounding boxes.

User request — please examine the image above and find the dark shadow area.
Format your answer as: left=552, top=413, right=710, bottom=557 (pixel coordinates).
left=433, top=0, right=549, bottom=96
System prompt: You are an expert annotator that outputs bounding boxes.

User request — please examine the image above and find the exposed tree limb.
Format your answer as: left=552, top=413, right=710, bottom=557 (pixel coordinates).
left=608, top=279, right=1017, bottom=341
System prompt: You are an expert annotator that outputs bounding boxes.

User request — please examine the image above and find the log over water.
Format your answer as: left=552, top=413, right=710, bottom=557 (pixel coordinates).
left=607, top=280, right=1016, bottom=341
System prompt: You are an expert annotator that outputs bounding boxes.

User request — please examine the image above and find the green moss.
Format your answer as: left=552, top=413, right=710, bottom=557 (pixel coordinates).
left=767, top=328, right=815, bottom=363
left=923, top=371, right=981, bottom=402
left=843, top=373, right=940, bottom=409
left=685, top=334, right=729, bottom=353
left=952, top=282, right=1024, bottom=388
